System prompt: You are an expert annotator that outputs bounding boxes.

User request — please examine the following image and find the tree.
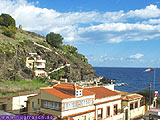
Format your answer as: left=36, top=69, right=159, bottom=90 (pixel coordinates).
left=2, top=26, right=16, bottom=38
left=46, top=32, right=63, bottom=48
left=0, top=13, right=16, bottom=27
left=0, top=13, right=16, bottom=38
left=137, top=90, right=154, bottom=105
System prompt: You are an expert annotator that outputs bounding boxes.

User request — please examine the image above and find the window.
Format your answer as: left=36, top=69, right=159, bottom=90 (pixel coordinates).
left=42, top=100, right=60, bottom=110
left=135, top=102, right=138, bottom=108
left=98, top=108, right=103, bottom=118
left=32, top=102, right=34, bottom=108
left=140, top=98, right=144, bottom=106
left=38, top=99, right=40, bottom=105
left=1, top=104, right=6, bottom=111
left=43, top=101, right=47, bottom=107
left=28, top=57, right=34, bottom=60
left=130, top=103, right=134, bottom=110
left=82, top=116, right=86, bottom=120
left=48, top=102, right=53, bottom=108
left=75, top=89, right=83, bottom=97
left=106, top=106, right=110, bottom=117
left=114, top=104, right=118, bottom=115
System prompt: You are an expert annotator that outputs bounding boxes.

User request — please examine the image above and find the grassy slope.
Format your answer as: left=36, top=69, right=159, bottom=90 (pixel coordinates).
left=0, top=79, right=49, bottom=96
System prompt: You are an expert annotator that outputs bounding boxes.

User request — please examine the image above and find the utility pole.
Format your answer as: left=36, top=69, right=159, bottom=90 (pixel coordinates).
left=149, top=83, right=152, bottom=110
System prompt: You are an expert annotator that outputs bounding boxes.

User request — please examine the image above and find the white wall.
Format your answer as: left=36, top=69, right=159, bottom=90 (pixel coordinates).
left=61, top=105, right=95, bottom=117
left=95, top=99, right=122, bottom=120
left=103, top=84, right=115, bottom=91
left=12, top=94, right=37, bottom=110
left=94, top=95, right=121, bottom=104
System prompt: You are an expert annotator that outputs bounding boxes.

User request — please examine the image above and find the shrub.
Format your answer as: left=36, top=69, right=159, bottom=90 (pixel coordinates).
left=49, top=69, right=65, bottom=80
left=136, top=90, right=154, bottom=105
left=2, top=26, right=16, bottom=38
left=46, top=32, right=63, bottom=48
left=63, top=44, right=77, bottom=54
left=0, top=13, right=16, bottom=27
left=11, top=74, right=23, bottom=81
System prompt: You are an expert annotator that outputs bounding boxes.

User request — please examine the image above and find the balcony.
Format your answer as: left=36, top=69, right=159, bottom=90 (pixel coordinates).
left=36, top=60, right=46, bottom=63
left=130, top=105, right=145, bottom=119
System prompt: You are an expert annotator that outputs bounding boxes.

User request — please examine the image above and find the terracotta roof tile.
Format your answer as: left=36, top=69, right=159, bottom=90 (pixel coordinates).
left=41, top=87, right=74, bottom=99
left=41, top=83, right=95, bottom=99
left=121, top=94, right=143, bottom=101
left=84, top=86, right=120, bottom=99
left=54, top=83, right=83, bottom=95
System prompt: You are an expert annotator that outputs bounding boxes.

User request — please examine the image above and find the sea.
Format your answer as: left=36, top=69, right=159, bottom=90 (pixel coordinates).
left=94, top=67, right=160, bottom=94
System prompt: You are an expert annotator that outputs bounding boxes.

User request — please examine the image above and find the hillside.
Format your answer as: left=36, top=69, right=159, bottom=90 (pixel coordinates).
left=0, top=26, right=95, bottom=83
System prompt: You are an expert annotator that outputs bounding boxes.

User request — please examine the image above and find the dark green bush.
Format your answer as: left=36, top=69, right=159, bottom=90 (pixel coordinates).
left=46, top=32, right=63, bottom=48
left=0, top=13, right=16, bottom=27
left=49, top=69, right=65, bottom=80
left=137, top=90, right=154, bottom=105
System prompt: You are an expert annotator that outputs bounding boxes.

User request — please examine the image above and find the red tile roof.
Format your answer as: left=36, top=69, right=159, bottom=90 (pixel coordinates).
left=84, top=86, right=120, bottom=99
left=53, top=83, right=83, bottom=95
left=41, top=83, right=95, bottom=99
left=121, top=94, right=143, bottom=101
left=41, top=87, right=74, bottom=99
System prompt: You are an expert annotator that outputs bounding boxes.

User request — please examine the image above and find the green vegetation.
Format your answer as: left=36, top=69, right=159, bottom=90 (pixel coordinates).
left=49, top=69, right=66, bottom=80
left=2, top=26, right=16, bottom=38
left=0, top=42, right=15, bottom=54
left=0, top=78, right=49, bottom=96
left=157, top=97, right=160, bottom=105
left=0, top=13, right=16, bottom=38
left=36, top=40, right=51, bottom=48
left=136, top=90, right=160, bottom=105
left=46, top=32, right=63, bottom=48
left=0, top=13, right=95, bottom=97
left=63, top=44, right=77, bottom=54
left=0, top=13, right=16, bottom=27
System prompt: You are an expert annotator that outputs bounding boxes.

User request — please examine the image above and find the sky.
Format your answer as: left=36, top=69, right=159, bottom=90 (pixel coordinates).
left=0, top=0, right=160, bottom=67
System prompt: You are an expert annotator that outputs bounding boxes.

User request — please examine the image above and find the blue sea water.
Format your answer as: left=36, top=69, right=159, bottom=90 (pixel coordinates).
left=94, top=67, right=160, bottom=94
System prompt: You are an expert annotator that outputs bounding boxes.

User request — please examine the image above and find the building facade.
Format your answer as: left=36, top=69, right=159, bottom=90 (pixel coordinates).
left=26, top=53, right=47, bottom=77
left=0, top=93, right=37, bottom=114
left=27, top=83, right=124, bottom=120
left=118, top=91, right=145, bottom=120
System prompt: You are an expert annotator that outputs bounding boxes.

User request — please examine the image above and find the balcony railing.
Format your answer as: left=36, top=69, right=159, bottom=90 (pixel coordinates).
left=36, top=65, right=45, bottom=68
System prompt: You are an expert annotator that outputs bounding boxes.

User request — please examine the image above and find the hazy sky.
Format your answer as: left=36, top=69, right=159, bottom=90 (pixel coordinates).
left=1, top=0, right=160, bottom=67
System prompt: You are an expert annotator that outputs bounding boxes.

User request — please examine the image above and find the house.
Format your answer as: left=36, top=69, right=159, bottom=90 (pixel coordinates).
left=26, top=93, right=40, bottom=115
left=27, top=83, right=124, bottom=120
left=26, top=53, right=47, bottom=77
left=84, top=86, right=123, bottom=120
left=117, top=91, right=146, bottom=120
left=0, top=93, right=37, bottom=114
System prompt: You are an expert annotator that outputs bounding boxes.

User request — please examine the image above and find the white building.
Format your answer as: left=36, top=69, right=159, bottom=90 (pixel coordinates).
left=0, top=93, right=37, bottom=114
left=27, top=83, right=123, bottom=120
left=26, top=53, right=47, bottom=77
